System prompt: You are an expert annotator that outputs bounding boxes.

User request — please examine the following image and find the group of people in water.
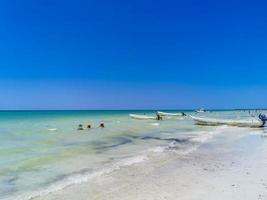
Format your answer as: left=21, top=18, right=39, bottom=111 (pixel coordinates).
left=78, top=123, right=105, bottom=130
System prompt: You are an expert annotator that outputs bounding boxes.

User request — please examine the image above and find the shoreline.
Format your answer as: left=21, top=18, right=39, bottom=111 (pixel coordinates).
left=31, top=127, right=267, bottom=200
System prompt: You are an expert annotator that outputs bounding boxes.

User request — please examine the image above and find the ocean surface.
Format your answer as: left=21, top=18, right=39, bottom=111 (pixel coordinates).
left=0, top=110, right=265, bottom=200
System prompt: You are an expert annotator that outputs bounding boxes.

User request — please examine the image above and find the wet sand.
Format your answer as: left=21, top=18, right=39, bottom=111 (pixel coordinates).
left=34, top=127, right=267, bottom=200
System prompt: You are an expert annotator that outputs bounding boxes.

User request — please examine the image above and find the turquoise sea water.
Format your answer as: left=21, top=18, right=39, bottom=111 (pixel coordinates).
left=0, top=110, right=265, bottom=200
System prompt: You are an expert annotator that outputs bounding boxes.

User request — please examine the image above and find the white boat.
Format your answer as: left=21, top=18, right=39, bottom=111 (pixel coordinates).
left=196, top=108, right=207, bottom=113
left=157, top=111, right=185, bottom=116
left=129, top=114, right=157, bottom=120
left=190, top=115, right=265, bottom=128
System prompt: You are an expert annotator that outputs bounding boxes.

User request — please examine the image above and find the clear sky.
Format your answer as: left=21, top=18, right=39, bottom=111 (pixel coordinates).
left=0, top=0, right=266, bottom=110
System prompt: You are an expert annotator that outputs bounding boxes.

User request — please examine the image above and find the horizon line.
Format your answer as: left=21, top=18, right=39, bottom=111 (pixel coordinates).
left=0, top=108, right=266, bottom=112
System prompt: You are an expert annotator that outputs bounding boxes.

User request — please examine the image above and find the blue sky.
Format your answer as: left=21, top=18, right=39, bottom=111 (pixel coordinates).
left=0, top=0, right=266, bottom=109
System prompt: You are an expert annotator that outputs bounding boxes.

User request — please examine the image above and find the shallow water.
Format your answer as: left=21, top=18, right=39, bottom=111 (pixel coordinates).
left=0, top=110, right=265, bottom=200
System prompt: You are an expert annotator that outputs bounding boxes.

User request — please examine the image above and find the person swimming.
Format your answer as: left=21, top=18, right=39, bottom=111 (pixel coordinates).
left=99, top=123, right=105, bottom=128
left=87, top=125, right=91, bottom=129
left=77, top=124, right=84, bottom=130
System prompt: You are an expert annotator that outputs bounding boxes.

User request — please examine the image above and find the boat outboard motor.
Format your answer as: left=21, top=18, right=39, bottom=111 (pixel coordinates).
left=259, top=114, right=267, bottom=126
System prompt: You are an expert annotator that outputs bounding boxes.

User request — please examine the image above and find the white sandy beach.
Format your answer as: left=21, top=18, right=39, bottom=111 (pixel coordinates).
left=32, top=127, right=267, bottom=200
left=2, top=0, right=267, bottom=198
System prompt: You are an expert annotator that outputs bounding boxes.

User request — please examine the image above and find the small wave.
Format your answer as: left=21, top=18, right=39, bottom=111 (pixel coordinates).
left=6, top=126, right=236, bottom=200
left=176, top=117, right=184, bottom=120
left=47, top=128, right=57, bottom=131
left=148, top=146, right=166, bottom=153
left=116, top=155, right=148, bottom=166
left=7, top=155, right=148, bottom=200
left=147, top=126, right=233, bottom=156
left=150, top=123, right=159, bottom=126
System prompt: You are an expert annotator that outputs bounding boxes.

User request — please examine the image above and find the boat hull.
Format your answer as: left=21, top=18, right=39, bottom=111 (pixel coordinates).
left=129, top=114, right=157, bottom=120
left=157, top=111, right=185, bottom=116
left=190, top=115, right=264, bottom=128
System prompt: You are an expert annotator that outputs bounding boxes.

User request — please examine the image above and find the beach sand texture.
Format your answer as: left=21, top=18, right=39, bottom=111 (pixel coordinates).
left=33, top=127, right=267, bottom=200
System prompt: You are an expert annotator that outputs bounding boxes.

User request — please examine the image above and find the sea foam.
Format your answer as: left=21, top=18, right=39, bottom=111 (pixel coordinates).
left=7, top=155, right=148, bottom=200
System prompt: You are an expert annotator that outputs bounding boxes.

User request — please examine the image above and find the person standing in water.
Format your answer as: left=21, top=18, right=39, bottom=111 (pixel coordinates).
left=156, top=114, right=162, bottom=120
